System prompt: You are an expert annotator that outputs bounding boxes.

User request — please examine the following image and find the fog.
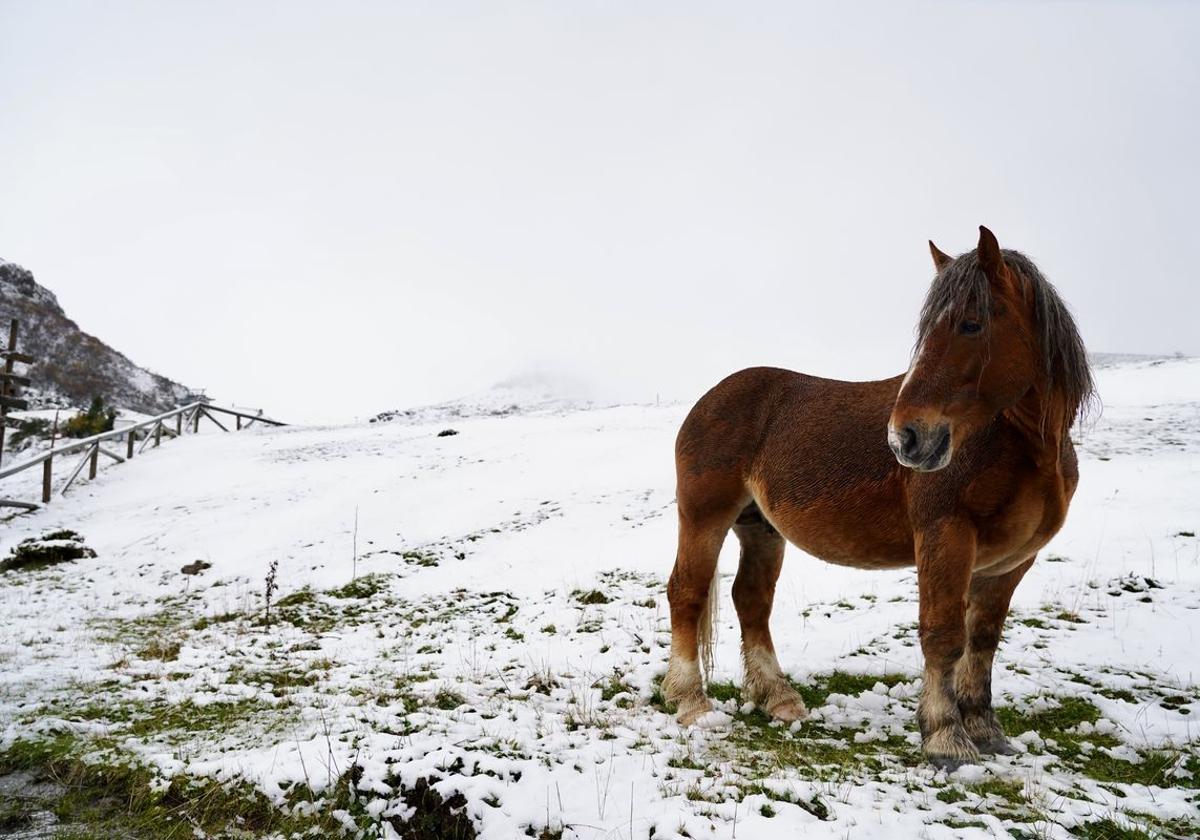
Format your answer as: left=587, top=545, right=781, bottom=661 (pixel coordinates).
left=1, top=1, right=1196, bottom=422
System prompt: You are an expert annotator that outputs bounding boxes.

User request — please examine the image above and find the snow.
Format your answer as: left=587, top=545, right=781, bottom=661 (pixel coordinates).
left=0, top=357, right=1198, bottom=838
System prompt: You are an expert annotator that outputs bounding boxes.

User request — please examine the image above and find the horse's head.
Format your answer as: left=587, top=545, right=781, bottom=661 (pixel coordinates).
left=888, top=226, right=1050, bottom=472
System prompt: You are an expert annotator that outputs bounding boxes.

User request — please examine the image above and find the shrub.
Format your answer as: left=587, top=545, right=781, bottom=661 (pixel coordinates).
left=8, top=416, right=51, bottom=448
left=61, top=396, right=117, bottom=438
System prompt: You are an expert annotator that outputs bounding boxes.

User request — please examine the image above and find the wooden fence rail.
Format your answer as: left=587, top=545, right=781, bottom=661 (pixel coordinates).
left=0, top=402, right=285, bottom=509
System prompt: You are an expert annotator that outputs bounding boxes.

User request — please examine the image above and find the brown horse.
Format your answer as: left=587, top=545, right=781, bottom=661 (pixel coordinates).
left=664, top=226, right=1093, bottom=769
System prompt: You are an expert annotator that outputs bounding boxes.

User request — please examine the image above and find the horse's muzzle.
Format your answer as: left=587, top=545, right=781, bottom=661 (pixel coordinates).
left=888, top=421, right=952, bottom=472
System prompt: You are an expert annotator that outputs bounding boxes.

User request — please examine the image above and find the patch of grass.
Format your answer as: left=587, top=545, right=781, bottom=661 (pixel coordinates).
left=970, top=777, right=1025, bottom=805
left=191, top=611, right=241, bottom=631
left=997, top=695, right=1118, bottom=768
left=997, top=695, right=1101, bottom=738
left=596, top=672, right=633, bottom=702
left=1082, top=748, right=1196, bottom=789
left=738, top=783, right=830, bottom=820
left=1070, top=818, right=1152, bottom=840
left=433, top=688, right=467, bottom=710
left=997, top=694, right=1200, bottom=789
left=402, top=550, right=440, bottom=568
left=90, top=599, right=193, bottom=648
left=936, top=786, right=968, bottom=803
left=136, top=638, right=181, bottom=662
left=228, top=667, right=318, bottom=697
left=0, top=734, right=300, bottom=838
left=727, top=709, right=917, bottom=778
left=77, top=697, right=281, bottom=742
left=269, top=587, right=338, bottom=632
left=695, top=671, right=919, bottom=782
left=276, top=589, right=315, bottom=608
left=707, top=680, right=741, bottom=703
left=0, top=735, right=472, bottom=839
left=1096, top=686, right=1138, bottom=704
left=793, top=670, right=909, bottom=710
left=572, top=589, right=612, bottom=605
left=0, top=799, right=33, bottom=831
left=944, top=818, right=989, bottom=830
left=1159, top=693, right=1195, bottom=712
left=330, top=572, right=390, bottom=599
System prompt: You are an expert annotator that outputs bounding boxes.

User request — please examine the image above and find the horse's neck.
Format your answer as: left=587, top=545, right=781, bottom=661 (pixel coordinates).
left=1001, top=382, right=1073, bottom=472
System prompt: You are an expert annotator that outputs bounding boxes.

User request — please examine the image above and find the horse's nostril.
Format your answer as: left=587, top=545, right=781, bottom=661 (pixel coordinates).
left=900, top=425, right=920, bottom=457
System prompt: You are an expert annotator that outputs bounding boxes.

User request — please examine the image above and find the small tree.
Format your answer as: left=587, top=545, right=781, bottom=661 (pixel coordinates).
left=61, top=396, right=117, bottom=438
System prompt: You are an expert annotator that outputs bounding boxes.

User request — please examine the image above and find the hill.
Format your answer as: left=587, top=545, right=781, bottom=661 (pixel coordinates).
left=0, top=258, right=194, bottom=414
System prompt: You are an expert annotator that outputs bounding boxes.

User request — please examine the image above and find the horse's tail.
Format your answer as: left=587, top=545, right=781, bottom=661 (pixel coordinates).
left=698, top=574, right=719, bottom=681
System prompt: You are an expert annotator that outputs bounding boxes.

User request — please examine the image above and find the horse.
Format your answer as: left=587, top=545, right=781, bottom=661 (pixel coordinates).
left=663, top=226, right=1093, bottom=769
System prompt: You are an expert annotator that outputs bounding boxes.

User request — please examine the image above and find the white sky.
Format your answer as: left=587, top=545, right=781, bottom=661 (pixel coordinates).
left=1, top=1, right=1197, bottom=423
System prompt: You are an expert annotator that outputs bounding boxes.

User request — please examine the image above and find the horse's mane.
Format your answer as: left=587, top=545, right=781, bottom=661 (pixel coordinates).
left=916, top=248, right=1096, bottom=427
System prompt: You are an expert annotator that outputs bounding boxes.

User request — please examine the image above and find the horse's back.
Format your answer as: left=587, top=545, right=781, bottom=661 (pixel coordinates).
left=676, top=366, right=902, bottom=473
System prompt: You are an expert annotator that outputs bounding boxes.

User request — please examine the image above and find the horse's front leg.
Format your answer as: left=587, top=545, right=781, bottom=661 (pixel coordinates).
left=955, top=557, right=1035, bottom=755
left=915, top=521, right=979, bottom=770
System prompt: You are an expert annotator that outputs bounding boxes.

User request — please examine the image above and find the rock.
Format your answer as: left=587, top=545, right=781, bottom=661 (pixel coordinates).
left=0, top=529, right=95, bottom=572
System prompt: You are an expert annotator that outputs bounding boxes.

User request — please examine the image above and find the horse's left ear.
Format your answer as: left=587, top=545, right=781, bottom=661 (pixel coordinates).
left=977, top=226, right=1003, bottom=276
left=929, top=241, right=953, bottom=272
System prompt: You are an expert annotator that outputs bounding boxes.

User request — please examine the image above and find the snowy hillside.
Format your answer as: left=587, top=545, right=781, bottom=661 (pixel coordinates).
left=0, top=258, right=194, bottom=414
left=369, top=374, right=596, bottom=426
left=0, top=357, right=1197, bottom=839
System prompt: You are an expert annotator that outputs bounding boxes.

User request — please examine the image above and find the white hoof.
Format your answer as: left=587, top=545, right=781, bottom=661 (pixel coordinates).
left=676, top=695, right=714, bottom=726
left=767, top=698, right=809, bottom=722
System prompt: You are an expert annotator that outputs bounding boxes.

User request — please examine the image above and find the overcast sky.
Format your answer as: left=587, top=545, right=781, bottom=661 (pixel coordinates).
left=1, top=1, right=1196, bottom=422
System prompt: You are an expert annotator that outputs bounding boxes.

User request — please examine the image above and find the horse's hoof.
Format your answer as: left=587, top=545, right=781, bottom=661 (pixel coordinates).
left=923, top=725, right=981, bottom=771
left=976, top=738, right=1018, bottom=756
left=929, top=756, right=974, bottom=773
left=767, top=699, right=809, bottom=722
left=676, top=697, right=714, bottom=726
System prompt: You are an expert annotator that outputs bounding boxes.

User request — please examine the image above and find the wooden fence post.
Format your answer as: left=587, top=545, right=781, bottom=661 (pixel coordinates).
left=88, top=445, right=98, bottom=480
left=176, top=412, right=182, bottom=436
left=42, top=457, right=52, bottom=503
left=127, top=430, right=135, bottom=459
left=155, top=421, right=162, bottom=448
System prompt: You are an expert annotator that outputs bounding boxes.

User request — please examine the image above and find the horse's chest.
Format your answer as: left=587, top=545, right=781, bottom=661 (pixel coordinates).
left=971, top=471, right=1070, bottom=570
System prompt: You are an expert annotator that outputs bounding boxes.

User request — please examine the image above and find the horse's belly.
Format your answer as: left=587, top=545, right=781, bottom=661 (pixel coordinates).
left=759, top=497, right=915, bottom=570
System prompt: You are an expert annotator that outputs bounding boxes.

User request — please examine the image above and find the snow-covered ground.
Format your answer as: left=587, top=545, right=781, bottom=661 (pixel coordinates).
left=0, top=358, right=1197, bottom=839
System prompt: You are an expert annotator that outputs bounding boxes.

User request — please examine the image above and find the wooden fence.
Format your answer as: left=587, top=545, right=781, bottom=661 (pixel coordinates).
left=0, top=402, right=285, bottom=511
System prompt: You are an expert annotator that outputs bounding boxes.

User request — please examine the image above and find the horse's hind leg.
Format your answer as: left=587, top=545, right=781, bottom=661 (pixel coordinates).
left=955, top=557, right=1034, bottom=754
left=664, top=493, right=741, bottom=725
left=732, top=505, right=808, bottom=721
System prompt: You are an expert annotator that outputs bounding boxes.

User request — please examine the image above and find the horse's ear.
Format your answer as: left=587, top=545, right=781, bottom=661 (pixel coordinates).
left=977, top=225, right=1003, bottom=276
left=929, top=241, right=953, bottom=272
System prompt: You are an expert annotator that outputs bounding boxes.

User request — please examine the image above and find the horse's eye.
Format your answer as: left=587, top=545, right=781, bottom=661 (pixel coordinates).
left=959, top=320, right=982, bottom=335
